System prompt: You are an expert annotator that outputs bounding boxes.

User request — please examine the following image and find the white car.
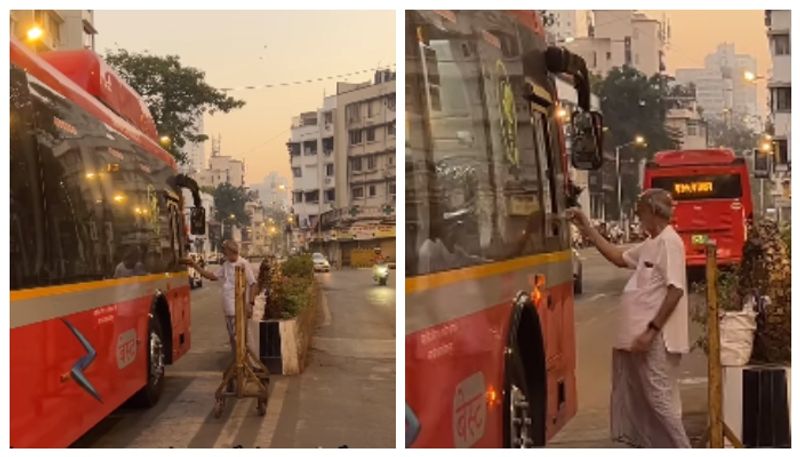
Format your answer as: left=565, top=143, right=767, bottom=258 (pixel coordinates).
left=572, top=248, right=583, bottom=295
left=312, top=252, right=331, bottom=272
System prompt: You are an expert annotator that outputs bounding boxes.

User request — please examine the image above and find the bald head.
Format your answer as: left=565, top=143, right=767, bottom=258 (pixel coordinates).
left=638, top=188, right=674, bottom=220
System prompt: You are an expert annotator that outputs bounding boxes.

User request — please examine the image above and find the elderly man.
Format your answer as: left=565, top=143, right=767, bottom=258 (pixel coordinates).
left=185, top=240, right=257, bottom=354
left=567, top=188, right=691, bottom=448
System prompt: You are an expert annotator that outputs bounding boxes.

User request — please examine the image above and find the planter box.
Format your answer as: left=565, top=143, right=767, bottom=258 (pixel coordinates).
left=722, top=365, right=791, bottom=448
left=247, top=281, right=320, bottom=375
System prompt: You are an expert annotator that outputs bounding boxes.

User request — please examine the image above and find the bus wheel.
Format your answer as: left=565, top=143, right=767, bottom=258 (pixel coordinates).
left=132, top=314, right=166, bottom=407
left=505, top=348, right=534, bottom=447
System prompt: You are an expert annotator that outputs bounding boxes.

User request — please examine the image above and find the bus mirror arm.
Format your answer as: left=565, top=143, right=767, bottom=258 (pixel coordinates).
left=173, top=174, right=206, bottom=236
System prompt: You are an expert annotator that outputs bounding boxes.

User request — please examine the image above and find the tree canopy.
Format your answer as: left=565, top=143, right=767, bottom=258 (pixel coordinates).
left=213, top=182, right=252, bottom=227
left=105, top=49, right=245, bottom=164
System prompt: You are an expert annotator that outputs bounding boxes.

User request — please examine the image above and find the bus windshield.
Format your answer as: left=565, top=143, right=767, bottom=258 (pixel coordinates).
left=650, top=174, right=743, bottom=201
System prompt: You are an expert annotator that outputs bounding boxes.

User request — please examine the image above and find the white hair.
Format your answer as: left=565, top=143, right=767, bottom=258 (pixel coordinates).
left=639, top=188, right=673, bottom=220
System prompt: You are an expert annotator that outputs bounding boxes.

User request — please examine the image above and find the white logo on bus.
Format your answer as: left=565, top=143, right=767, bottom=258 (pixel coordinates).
left=116, top=329, right=137, bottom=369
left=453, top=371, right=486, bottom=447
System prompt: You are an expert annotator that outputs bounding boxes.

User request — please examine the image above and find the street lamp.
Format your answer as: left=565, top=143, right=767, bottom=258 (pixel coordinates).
left=616, top=135, right=647, bottom=223
left=743, top=71, right=765, bottom=83
left=26, top=25, right=44, bottom=42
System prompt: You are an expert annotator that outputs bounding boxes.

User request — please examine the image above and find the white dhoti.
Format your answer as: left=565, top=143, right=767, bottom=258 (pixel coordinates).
left=610, top=335, right=691, bottom=448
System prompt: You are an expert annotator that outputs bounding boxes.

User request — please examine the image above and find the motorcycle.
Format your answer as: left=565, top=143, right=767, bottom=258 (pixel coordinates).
left=373, top=263, right=389, bottom=286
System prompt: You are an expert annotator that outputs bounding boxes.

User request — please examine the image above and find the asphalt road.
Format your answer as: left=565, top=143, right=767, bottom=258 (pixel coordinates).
left=549, top=248, right=709, bottom=448
left=73, top=266, right=395, bottom=448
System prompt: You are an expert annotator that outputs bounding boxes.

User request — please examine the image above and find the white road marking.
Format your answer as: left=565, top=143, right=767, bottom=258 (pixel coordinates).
left=320, top=292, right=332, bottom=327
left=126, top=374, right=221, bottom=448
left=588, top=293, right=608, bottom=302
left=679, top=376, right=708, bottom=386
left=213, top=394, right=255, bottom=448
left=254, top=379, right=289, bottom=448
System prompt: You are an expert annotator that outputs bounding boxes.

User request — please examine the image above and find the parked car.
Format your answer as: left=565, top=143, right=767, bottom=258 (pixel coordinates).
left=312, top=252, right=331, bottom=272
left=572, top=248, right=583, bottom=295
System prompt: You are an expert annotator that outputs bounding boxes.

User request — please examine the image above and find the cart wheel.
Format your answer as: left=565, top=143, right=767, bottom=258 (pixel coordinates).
left=213, top=397, right=225, bottom=418
left=257, top=398, right=267, bottom=416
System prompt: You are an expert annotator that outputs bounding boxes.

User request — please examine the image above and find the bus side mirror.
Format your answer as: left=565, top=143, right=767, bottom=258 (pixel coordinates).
left=570, top=111, right=604, bottom=170
left=190, top=207, right=206, bottom=235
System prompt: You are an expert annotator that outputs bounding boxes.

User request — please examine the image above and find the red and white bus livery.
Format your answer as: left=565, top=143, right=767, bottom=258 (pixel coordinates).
left=10, top=38, right=203, bottom=448
left=405, top=10, right=604, bottom=448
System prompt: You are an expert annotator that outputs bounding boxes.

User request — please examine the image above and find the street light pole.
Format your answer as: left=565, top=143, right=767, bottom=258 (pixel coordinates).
left=616, top=144, right=622, bottom=223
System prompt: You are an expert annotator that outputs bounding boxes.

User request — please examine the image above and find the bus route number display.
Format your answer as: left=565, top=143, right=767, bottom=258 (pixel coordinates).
left=673, top=181, right=713, bottom=196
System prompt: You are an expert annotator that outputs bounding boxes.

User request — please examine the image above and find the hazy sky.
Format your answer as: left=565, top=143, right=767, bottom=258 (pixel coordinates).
left=95, top=11, right=395, bottom=185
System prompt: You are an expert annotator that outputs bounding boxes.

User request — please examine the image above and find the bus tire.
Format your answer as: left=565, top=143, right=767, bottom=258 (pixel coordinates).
left=504, top=301, right=547, bottom=447
left=131, top=313, right=166, bottom=407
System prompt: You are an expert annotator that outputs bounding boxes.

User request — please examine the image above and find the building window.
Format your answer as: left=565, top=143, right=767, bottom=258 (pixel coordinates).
left=305, top=190, right=319, bottom=204
left=366, top=127, right=376, bottom=142
left=369, top=185, right=377, bottom=197
left=387, top=96, right=396, bottom=111
left=389, top=181, right=396, bottom=197
left=304, top=140, right=317, bottom=155
left=388, top=121, right=395, bottom=137
left=687, top=121, right=698, bottom=137
left=388, top=155, right=394, bottom=166
left=349, top=129, right=363, bottom=145
left=771, top=87, right=791, bottom=112
left=772, top=34, right=790, bottom=56
left=325, top=189, right=335, bottom=202
left=292, top=167, right=301, bottom=178
left=288, top=142, right=301, bottom=156
left=606, top=51, right=612, bottom=60
left=775, top=139, right=789, bottom=165
left=293, top=191, right=303, bottom=204
left=346, top=104, right=360, bottom=123
left=352, top=186, right=364, bottom=199
left=324, top=111, right=333, bottom=125
left=322, top=137, right=334, bottom=154
left=367, top=156, right=376, bottom=169
left=591, top=51, right=597, bottom=68
left=352, top=157, right=362, bottom=171
left=325, top=163, right=334, bottom=176
left=367, top=100, right=375, bottom=117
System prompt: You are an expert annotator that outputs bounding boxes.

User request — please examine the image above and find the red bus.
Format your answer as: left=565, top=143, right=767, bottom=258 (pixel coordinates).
left=405, top=11, right=603, bottom=448
left=10, top=38, right=205, bottom=447
left=643, top=149, right=753, bottom=268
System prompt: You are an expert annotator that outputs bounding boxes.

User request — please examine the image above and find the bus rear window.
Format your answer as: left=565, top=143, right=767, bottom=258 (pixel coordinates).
left=650, top=174, right=743, bottom=201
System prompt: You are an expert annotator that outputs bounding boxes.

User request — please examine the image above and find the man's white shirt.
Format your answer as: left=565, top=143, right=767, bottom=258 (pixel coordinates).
left=618, top=225, right=690, bottom=353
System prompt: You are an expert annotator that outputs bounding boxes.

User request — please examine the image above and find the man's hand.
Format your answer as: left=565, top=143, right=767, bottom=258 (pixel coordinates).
left=630, top=329, right=657, bottom=352
left=566, top=207, right=591, bottom=233
left=180, top=257, right=196, bottom=268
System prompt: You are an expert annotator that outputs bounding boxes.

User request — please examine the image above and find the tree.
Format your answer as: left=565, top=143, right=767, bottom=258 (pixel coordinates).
left=707, top=117, right=758, bottom=155
left=104, top=49, right=245, bottom=164
left=213, top=183, right=252, bottom=229
left=594, top=67, right=682, bottom=216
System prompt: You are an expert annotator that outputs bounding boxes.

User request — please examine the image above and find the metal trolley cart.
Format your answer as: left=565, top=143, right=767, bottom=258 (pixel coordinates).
left=213, top=265, right=270, bottom=417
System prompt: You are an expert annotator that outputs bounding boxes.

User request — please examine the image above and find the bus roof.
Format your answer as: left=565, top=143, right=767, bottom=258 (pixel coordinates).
left=10, top=38, right=175, bottom=169
left=39, top=48, right=159, bottom=141
left=649, top=149, right=742, bottom=168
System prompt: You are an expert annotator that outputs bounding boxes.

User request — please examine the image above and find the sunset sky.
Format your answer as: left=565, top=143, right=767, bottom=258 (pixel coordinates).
left=95, top=10, right=770, bottom=186
left=95, top=10, right=395, bottom=186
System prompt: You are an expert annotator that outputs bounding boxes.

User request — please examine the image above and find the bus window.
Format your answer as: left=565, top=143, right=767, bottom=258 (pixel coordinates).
left=408, top=22, right=497, bottom=276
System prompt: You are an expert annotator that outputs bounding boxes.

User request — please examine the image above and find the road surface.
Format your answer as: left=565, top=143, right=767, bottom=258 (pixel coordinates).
left=73, top=267, right=395, bottom=448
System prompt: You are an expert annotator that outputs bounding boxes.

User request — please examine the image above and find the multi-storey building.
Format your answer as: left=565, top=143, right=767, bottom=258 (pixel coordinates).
left=566, top=10, right=666, bottom=77
left=675, top=43, right=760, bottom=125
left=10, top=10, right=97, bottom=52
left=288, top=96, right=336, bottom=233
left=766, top=10, right=791, bottom=223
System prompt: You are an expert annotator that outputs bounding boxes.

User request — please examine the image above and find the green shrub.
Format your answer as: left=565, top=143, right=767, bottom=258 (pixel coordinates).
left=273, top=276, right=312, bottom=319
left=282, top=254, right=313, bottom=279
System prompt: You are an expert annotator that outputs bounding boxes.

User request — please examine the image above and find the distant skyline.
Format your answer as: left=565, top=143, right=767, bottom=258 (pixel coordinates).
left=574, top=10, right=770, bottom=114
left=95, top=10, right=395, bottom=185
